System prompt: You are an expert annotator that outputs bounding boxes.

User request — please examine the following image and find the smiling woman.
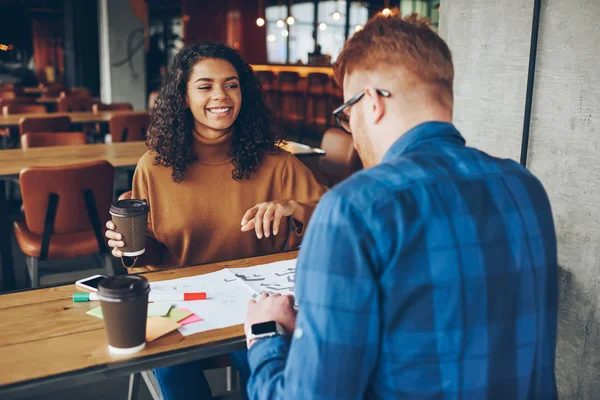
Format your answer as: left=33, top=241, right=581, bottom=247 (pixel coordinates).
left=103, top=42, right=325, bottom=399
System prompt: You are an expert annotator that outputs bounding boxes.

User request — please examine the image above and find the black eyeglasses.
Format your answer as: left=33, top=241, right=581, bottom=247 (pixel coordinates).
left=332, top=89, right=391, bottom=134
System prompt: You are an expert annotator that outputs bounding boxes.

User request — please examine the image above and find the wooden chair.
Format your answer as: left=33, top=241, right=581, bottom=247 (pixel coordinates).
left=21, top=132, right=87, bottom=149
left=0, top=83, right=16, bottom=92
left=108, top=112, right=150, bottom=142
left=0, top=91, right=16, bottom=100
left=56, top=96, right=95, bottom=112
left=277, top=71, right=304, bottom=131
left=19, top=115, right=72, bottom=138
left=91, top=103, right=135, bottom=142
left=255, top=71, right=277, bottom=112
left=319, top=128, right=363, bottom=187
left=304, top=72, right=330, bottom=138
left=1, top=104, right=48, bottom=148
left=328, top=78, right=344, bottom=128
left=66, top=87, right=91, bottom=97
left=92, top=102, right=133, bottom=112
left=13, top=160, right=115, bottom=287
left=0, top=97, right=37, bottom=106
left=2, top=103, right=47, bottom=116
left=41, top=85, right=68, bottom=98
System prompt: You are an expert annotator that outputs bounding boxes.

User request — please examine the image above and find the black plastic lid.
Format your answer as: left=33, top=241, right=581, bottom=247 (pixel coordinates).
left=98, top=275, right=150, bottom=300
left=110, top=199, right=149, bottom=217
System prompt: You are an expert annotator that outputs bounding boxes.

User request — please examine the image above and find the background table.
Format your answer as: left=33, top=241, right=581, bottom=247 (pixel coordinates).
left=0, top=141, right=322, bottom=292
left=0, top=110, right=148, bottom=128
left=0, top=251, right=297, bottom=398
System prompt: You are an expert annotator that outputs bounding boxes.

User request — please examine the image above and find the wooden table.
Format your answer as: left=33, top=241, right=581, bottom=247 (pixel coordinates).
left=0, top=141, right=322, bottom=292
left=0, top=110, right=147, bottom=128
left=22, top=87, right=44, bottom=94
left=0, top=251, right=298, bottom=398
left=0, top=141, right=147, bottom=180
left=0, top=140, right=322, bottom=180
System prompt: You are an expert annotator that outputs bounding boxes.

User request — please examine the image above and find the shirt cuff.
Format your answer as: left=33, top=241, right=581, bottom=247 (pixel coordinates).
left=247, top=335, right=291, bottom=370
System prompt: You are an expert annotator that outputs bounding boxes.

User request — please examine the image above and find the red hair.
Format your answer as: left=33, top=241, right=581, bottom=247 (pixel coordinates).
left=334, top=10, right=454, bottom=106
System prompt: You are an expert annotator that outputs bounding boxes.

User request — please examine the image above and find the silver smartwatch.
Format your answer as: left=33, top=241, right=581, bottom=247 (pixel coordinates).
left=247, top=321, right=286, bottom=347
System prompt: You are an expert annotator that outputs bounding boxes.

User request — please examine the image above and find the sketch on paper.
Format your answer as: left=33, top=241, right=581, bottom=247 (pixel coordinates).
left=149, top=259, right=298, bottom=337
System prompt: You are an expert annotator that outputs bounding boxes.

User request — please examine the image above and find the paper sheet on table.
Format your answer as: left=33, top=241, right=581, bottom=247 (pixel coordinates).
left=148, top=259, right=297, bottom=336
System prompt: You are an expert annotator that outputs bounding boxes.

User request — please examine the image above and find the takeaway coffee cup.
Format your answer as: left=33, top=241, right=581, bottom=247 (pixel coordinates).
left=109, top=199, right=149, bottom=257
left=98, top=275, right=150, bottom=355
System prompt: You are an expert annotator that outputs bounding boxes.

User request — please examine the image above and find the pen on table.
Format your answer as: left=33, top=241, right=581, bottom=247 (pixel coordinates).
left=73, top=292, right=207, bottom=302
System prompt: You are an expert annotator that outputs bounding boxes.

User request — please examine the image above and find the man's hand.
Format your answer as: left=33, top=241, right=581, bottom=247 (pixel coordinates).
left=245, top=292, right=297, bottom=349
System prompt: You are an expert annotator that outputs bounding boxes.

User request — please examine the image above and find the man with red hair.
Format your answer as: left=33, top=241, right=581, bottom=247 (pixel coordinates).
left=244, top=10, right=558, bottom=399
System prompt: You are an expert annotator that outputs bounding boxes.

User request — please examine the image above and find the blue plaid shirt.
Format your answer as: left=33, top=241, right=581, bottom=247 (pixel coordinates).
left=248, top=122, right=558, bottom=399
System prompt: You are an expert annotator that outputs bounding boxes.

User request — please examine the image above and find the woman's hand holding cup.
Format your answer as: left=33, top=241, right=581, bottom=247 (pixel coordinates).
left=105, top=221, right=125, bottom=257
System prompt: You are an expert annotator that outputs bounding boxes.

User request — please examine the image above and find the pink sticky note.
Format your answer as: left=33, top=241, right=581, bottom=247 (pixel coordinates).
left=179, top=311, right=202, bottom=326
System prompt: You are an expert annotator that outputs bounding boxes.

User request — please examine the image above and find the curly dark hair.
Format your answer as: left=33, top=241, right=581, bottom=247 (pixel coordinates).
left=147, top=42, right=282, bottom=182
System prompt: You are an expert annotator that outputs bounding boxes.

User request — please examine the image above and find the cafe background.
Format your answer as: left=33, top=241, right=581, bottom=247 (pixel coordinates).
left=1, top=0, right=600, bottom=399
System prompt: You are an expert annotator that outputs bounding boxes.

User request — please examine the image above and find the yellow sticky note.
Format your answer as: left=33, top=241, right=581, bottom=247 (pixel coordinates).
left=166, top=308, right=193, bottom=323
left=146, top=317, right=181, bottom=342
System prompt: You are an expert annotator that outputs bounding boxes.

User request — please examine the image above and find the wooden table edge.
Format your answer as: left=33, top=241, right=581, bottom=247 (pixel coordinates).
left=0, top=251, right=299, bottom=397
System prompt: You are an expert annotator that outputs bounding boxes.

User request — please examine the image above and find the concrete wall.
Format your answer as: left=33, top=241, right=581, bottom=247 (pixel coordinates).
left=98, top=0, right=146, bottom=110
left=440, top=0, right=600, bottom=397
left=439, top=0, right=533, bottom=161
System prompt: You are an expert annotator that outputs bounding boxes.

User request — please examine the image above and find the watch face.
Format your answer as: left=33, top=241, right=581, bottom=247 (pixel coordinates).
left=251, top=321, right=277, bottom=335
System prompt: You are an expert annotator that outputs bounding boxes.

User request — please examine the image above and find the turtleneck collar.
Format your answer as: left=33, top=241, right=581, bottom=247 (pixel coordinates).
left=192, top=129, right=234, bottom=165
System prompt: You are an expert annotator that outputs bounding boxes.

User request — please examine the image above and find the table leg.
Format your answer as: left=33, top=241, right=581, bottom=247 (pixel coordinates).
left=127, top=373, right=141, bottom=400
left=0, top=180, right=15, bottom=292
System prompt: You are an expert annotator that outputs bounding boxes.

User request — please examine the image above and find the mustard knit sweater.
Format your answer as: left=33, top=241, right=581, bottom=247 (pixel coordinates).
left=129, top=131, right=325, bottom=272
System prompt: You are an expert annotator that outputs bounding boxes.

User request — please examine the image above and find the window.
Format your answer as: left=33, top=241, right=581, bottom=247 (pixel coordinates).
left=400, top=0, right=439, bottom=31
left=348, top=2, right=369, bottom=39
left=316, top=1, right=346, bottom=62
left=289, top=2, right=315, bottom=64
left=266, top=5, right=287, bottom=64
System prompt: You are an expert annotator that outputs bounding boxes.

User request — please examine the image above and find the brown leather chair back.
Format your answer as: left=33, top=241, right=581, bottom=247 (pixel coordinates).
left=3, top=104, right=47, bottom=116
left=306, top=73, right=331, bottom=129
left=0, top=97, right=36, bottom=106
left=56, top=96, right=95, bottom=112
left=319, top=128, right=363, bottom=186
left=277, top=71, right=300, bottom=92
left=19, top=115, right=72, bottom=137
left=92, top=103, right=133, bottom=112
left=0, top=91, right=16, bottom=100
left=0, top=83, right=16, bottom=92
left=277, top=72, right=303, bottom=126
left=21, top=132, right=87, bottom=149
left=109, top=112, right=150, bottom=142
left=255, top=71, right=276, bottom=90
left=20, top=161, right=114, bottom=236
left=307, top=73, right=329, bottom=94
left=68, top=87, right=91, bottom=97
left=41, top=85, right=68, bottom=98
